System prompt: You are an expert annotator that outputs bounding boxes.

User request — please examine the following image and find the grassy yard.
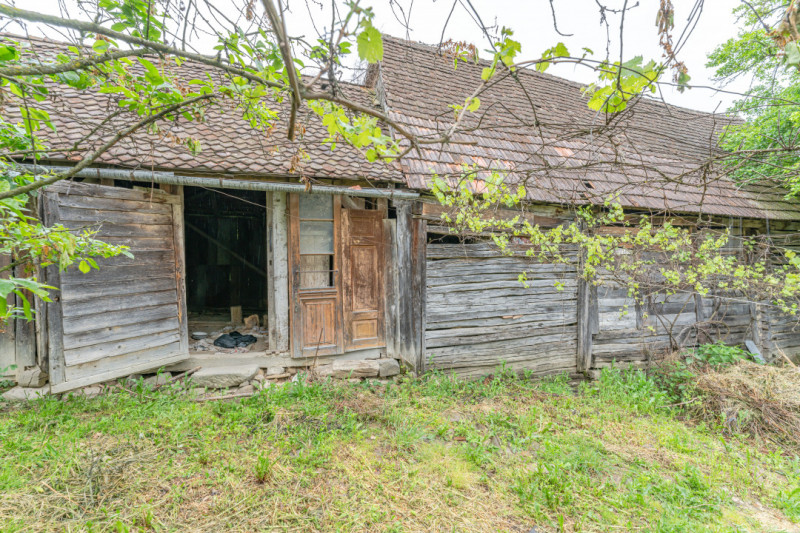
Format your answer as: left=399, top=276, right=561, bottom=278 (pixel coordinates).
left=1, top=369, right=799, bottom=532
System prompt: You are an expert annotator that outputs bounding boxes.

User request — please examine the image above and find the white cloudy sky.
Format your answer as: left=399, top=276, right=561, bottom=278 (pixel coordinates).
left=12, top=0, right=751, bottom=113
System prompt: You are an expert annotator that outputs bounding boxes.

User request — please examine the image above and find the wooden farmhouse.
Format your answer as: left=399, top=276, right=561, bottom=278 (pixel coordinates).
left=3, top=34, right=800, bottom=392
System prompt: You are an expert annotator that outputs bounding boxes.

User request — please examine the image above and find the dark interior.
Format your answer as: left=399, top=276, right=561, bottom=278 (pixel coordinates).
left=184, top=186, right=267, bottom=319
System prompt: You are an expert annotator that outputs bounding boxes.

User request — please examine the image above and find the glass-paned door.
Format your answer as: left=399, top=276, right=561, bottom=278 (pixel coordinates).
left=289, top=194, right=342, bottom=357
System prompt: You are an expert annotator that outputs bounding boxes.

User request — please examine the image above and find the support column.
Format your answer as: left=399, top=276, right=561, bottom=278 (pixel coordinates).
left=268, top=192, right=290, bottom=352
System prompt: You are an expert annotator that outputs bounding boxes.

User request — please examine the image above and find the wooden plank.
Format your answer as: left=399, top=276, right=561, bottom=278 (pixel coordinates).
left=62, top=304, right=178, bottom=335
left=54, top=345, right=185, bottom=393
left=269, top=192, right=290, bottom=353
left=43, top=192, right=66, bottom=386
left=413, top=217, right=427, bottom=371
left=0, top=253, right=15, bottom=374
left=171, top=193, right=190, bottom=356
left=395, top=201, right=416, bottom=371
left=64, top=223, right=176, bottom=238
left=61, top=277, right=176, bottom=302
left=383, top=219, right=399, bottom=358
left=57, top=194, right=173, bottom=214
left=61, top=290, right=178, bottom=318
left=63, top=317, right=181, bottom=351
left=48, top=180, right=174, bottom=203
left=57, top=204, right=173, bottom=225
left=64, top=330, right=181, bottom=366
left=61, top=264, right=175, bottom=283
left=576, top=275, right=592, bottom=373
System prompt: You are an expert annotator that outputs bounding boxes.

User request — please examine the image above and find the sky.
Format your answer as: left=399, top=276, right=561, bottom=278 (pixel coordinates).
left=14, top=0, right=750, bottom=113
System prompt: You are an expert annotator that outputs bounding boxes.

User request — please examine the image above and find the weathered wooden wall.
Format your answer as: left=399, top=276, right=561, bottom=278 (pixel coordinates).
left=424, top=243, right=579, bottom=378
left=44, top=182, right=189, bottom=393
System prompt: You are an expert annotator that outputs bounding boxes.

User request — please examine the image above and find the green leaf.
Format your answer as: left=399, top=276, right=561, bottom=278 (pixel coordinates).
left=0, top=44, right=18, bottom=62
left=785, top=42, right=800, bottom=69
left=78, top=260, right=91, bottom=274
left=93, top=39, right=110, bottom=54
left=466, top=97, right=481, bottom=112
left=357, top=25, right=384, bottom=64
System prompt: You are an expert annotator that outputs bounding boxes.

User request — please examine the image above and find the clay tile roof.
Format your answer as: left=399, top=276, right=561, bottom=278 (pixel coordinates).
left=377, top=36, right=800, bottom=220
left=3, top=34, right=402, bottom=184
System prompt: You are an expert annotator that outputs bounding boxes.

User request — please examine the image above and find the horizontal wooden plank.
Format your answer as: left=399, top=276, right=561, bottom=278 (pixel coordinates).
left=61, top=264, right=175, bottom=283
left=428, top=302, right=578, bottom=325
left=57, top=194, right=174, bottom=215
left=58, top=223, right=174, bottom=239
left=426, top=243, right=579, bottom=260
left=427, top=279, right=577, bottom=294
left=427, top=342, right=577, bottom=369
left=426, top=333, right=576, bottom=359
left=62, top=304, right=178, bottom=335
left=93, top=235, right=174, bottom=250
left=61, top=290, right=178, bottom=318
left=57, top=343, right=185, bottom=392
left=49, top=181, right=173, bottom=203
left=427, top=323, right=577, bottom=348
left=428, top=288, right=577, bottom=306
left=426, top=312, right=574, bottom=334
left=64, top=330, right=181, bottom=366
left=426, top=312, right=575, bottom=331
left=61, top=277, right=176, bottom=302
left=63, top=316, right=181, bottom=351
left=57, top=205, right=174, bottom=226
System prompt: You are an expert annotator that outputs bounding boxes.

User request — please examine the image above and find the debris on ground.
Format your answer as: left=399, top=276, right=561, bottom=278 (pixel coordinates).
left=693, top=360, right=800, bottom=449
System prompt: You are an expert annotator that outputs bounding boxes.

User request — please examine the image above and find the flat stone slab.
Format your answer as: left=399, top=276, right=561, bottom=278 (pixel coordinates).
left=191, top=365, right=259, bottom=389
left=2, top=386, right=49, bottom=402
left=316, top=360, right=381, bottom=379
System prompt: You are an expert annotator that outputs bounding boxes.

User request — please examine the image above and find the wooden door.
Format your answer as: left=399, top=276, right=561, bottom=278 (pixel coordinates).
left=43, top=182, right=189, bottom=392
left=342, top=209, right=385, bottom=350
left=289, top=194, right=343, bottom=357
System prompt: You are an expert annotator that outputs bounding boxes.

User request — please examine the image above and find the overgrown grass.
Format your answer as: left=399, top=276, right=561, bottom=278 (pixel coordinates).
left=0, top=369, right=798, bottom=532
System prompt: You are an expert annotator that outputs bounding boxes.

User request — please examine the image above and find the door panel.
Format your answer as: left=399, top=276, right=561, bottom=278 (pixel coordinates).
left=289, top=195, right=343, bottom=357
left=342, top=209, right=385, bottom=350
left=44, top=181, right=189, bottom=393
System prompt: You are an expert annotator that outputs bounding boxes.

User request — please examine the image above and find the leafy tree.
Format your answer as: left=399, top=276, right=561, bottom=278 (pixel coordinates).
left=708, top=1, right=800, bottom=193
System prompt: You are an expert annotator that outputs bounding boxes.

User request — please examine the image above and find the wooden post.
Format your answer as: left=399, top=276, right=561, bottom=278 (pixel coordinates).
left=0, top=253, right=15, bottom=376
left=268, top=192, right=290, bottom=352
left=43, top=192, right=66, bottom=386
left=411, top=217, right=427, bottom=373
left=576, top=222, right=596, bottom=374
left=171, top=187, right=189, bottom=355
left=395, top=201, right=416, bottom=371
left=383, top=218, right=399, bottom=358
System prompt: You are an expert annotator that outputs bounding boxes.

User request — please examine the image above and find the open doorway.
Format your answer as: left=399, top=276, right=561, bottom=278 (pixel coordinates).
left=184, top=187, right=267, bottom=334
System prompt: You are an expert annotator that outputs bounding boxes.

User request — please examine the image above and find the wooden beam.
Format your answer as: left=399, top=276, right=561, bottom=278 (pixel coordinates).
left=269, top=192, right=290, bottom=352
left=43, top=192, right=66, bottom=386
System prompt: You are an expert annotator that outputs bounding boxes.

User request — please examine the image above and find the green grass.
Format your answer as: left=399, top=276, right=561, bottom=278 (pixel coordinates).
left=0, top=369, right=798, bottom=532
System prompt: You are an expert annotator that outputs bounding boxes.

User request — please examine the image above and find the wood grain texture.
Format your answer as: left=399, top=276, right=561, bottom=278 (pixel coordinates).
left=43, top=184, right=188, bottom=391
left=341, top=209, right=386, bottom=351
left=424, top=243, right=578, bottom=377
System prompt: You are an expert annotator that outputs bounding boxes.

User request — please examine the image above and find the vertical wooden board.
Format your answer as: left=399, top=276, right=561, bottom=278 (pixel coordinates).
left=576, top=276, right=592, bottom=373
left=0, top=253, right=15, bottom=375
left=43, top=192, right=66, bottom=385
left=270, top=192, right=290, bottom=353
left=171, top=190, right=189, bottom=355
left=383, top=219, right=399, bottom=358
left=394, top=201, right=416, bottom=370
left=266, top=192, right=275, bottom=350
left=412, top=218, right=427, bottom=373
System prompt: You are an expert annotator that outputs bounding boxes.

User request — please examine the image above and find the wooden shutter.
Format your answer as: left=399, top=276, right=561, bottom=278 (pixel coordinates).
left=341, top=209, right=385, bottom=350
left=44, top=182, right=189, bottom=393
